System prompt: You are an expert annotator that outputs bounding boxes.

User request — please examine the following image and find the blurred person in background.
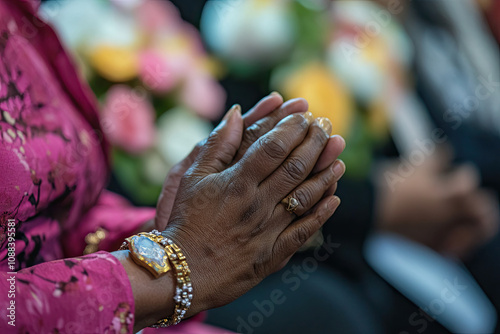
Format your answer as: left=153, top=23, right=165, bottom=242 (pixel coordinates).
left=173, top=0, right=500, bottom=333
left=0, top=0, right=349, bottom=333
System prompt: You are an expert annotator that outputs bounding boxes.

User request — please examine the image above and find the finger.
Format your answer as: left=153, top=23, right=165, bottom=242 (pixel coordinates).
left=443, top=163, right=480, bottom=200
left=242, top=92, right=284, bottom=127
left=156, top=140, right=206, bottom=229
left=312, top=135, right=346, bottom=173
left=475, top=191, right=499, bottom=237
left=235, top=113, right=311, bottom=183
left=235, top=99, right=310, bottom=162
left=311, top=135, right=345, bottom=197
left=460, top=189, right=499, bottom=237
left=278, top=160, right=345, bottom=217
left=424, top=145, right=454, bottom=172
left=191, top=104, right=243, bottom=175
left=273, top=196, right=340, bottom=258
left=263, top=119, right=332, bottom=201
left=322, top=161, right=343, bottom=198
left=441, top=190, right=499, bottom=257
left=324, top=181, right=338, bottom=198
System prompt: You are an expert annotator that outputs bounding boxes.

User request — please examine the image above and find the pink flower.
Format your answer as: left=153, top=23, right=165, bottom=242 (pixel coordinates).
left=138, top=50, right=178, bottom=93
left=180, top=73, right=226, bottom=120
left=136, top=0, right=182, bottom=33
left=100, top=85, right=156, bottom=154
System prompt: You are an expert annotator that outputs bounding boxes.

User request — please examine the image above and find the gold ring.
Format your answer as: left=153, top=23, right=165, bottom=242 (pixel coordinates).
left=281, top=196, right=299, bottom=213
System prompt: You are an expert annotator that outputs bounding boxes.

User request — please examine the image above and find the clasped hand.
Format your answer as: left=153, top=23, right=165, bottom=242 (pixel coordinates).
left=155, top=93, right=346, bottom=315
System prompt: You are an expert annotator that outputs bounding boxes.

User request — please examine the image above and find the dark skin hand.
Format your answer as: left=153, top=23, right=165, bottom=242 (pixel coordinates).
left=155, top=93, right=345, bottom=231
left=115, top=94, right=346, bottom=331
left=376, top=149, right=499, bottom=258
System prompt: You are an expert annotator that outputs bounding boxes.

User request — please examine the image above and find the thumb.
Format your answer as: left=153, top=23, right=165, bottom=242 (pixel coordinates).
left=192, top=104, right=243, bottom=175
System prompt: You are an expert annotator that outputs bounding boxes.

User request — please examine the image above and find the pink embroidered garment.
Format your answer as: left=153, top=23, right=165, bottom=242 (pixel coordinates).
left=0, top=1, right=230, bottom=333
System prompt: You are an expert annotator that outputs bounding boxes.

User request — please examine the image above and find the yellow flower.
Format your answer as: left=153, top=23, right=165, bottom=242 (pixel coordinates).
left=89, top=45, right=138, bottom=82
left=281, top=62, right=354, bottom=137
left=198, top=56, right=226, bottom=79
left=367, top=98, right=390, bottom=139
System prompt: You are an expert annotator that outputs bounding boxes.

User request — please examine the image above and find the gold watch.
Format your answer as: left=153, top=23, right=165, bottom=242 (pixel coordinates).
left=124, top=234, right=171, bottom=278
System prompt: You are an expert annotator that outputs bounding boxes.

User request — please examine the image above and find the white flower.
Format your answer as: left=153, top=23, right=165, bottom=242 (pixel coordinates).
left=201, top=0, right=295, bottom=65
left=41, top=0, right=138, bottom=51
left=154, top=108, right=213, bottom=175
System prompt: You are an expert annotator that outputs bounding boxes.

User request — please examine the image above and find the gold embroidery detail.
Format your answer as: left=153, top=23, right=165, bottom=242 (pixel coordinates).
left=7, top=128, right=16, bottom=139
left=84, top=227, right=108, bottom=254
left=2, top=110, right=15, bottom=125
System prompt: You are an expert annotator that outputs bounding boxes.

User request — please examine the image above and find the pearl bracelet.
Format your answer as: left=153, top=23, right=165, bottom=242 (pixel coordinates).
left=151, top=229, right=193, bottom=327
left=120, top=229, right=193, bottom=327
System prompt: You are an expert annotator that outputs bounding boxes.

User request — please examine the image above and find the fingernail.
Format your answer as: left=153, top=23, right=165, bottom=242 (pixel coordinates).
left=270, top=91, right=281, bottom=97
left=304, top=111, right=314, bottom=125
left=332, top=160, right=345, bottom=177
left=223, top=104, right=241, bottom=121
left=317, top=117, right=332, bottom=136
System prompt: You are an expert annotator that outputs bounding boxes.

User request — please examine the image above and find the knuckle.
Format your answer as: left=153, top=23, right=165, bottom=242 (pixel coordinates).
left=253, top=256, right=267, bottom=278
left=329, top=182, right=338, bottom=195
left=294, top=187, right=313, bottom=208
left=277, top=113, right=308, bottom=130
left=207, top=128, right=221, bottom=144
left=195, top=139, right=206, bottom=150
left=217, top=140, right=238, bottom=162
left=241, top=200, right=261, bottom=223
left=261, top=136, right=288, bottom=160
left=295, top=226, right=311, bottom=246
left=313, top=128, right=328, bottom=144
left=322, top=171, right=335, bottom=188
left=291, top=113, right=308, bottom=126
left=245, top=123, right=263, bottom=144
left=250, top=223, right=264, bottom=237
left=203, top=133, right=222, bottom=153
left=283, top=157, right=308, bottom=182
left=315, top=206, right=330, bottom=223
left=183, top=166, right=198, bottom=180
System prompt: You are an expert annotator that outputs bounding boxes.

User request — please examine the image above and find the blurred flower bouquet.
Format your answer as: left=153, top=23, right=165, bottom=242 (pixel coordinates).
left=43, top=0, right=226, bottom=205
left=201, top=0, right=413, bottom=178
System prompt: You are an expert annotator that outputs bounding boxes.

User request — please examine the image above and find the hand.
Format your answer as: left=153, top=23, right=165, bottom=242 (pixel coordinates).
left=155, top=93, right=345, bottom=230
left=159, top=107, right=345, bottom=316
left=375, top=151, right=499, bottom=258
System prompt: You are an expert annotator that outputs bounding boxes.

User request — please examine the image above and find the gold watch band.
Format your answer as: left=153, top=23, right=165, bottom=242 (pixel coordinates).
left=119, top=230, right=193, bottom=328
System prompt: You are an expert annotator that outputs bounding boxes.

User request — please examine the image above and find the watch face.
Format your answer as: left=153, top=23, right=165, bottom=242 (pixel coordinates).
left=130, top=235, right=170, bottom=277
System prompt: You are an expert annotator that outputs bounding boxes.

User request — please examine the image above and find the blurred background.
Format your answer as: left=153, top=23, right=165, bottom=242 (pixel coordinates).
left=40, top=0, right=500, bottom=333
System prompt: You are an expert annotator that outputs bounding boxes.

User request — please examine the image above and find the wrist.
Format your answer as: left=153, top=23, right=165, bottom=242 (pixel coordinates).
left=159, top=226, right=208, bottom=317
left=114, top=250, right=176, bottom=331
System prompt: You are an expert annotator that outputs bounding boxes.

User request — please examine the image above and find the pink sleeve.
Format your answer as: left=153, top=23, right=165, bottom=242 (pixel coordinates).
left=0, top=251, right=135, bottom=334
left=62, top=190, right=156, bottom=257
